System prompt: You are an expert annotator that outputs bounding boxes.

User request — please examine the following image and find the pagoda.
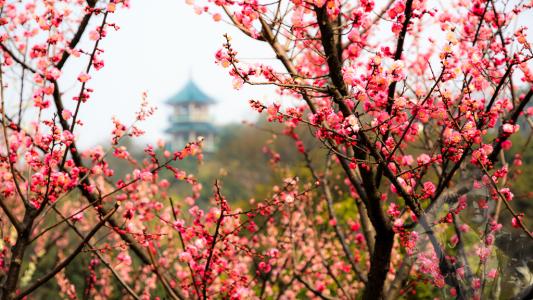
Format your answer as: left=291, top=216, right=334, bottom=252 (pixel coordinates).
left=165, top=79, right=217, bottom=152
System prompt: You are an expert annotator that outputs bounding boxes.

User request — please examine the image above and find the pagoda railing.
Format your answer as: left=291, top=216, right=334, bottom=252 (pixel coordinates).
left=169, top=114, right=209, bottom=122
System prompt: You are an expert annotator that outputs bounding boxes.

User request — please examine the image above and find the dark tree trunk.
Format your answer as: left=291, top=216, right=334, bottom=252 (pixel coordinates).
left=362, top=229, right=395, bottom=300
left=0, top=213, right=34, bottom=300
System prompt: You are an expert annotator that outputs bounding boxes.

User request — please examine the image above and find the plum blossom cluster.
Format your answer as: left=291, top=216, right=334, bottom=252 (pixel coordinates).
left=200, top=0, right=533, bottom=298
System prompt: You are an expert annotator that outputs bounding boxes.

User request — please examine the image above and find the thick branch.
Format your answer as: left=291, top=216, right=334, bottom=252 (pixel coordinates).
left=386, top=0, right=414, bottom=114
left=488, top=88, right=533, bottom=162
left=56, top=0, right=98, bottom=70
left=314, top=5, right=348, bottom=96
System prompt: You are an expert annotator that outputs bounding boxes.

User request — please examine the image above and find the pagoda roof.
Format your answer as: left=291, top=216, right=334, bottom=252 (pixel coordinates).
left=165, top=122, right=218, bottom=134
left=166, top=79, right=216, bottom=105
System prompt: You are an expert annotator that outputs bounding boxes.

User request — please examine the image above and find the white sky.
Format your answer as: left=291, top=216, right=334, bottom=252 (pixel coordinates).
left=70, top=0, right=277, bottom=148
